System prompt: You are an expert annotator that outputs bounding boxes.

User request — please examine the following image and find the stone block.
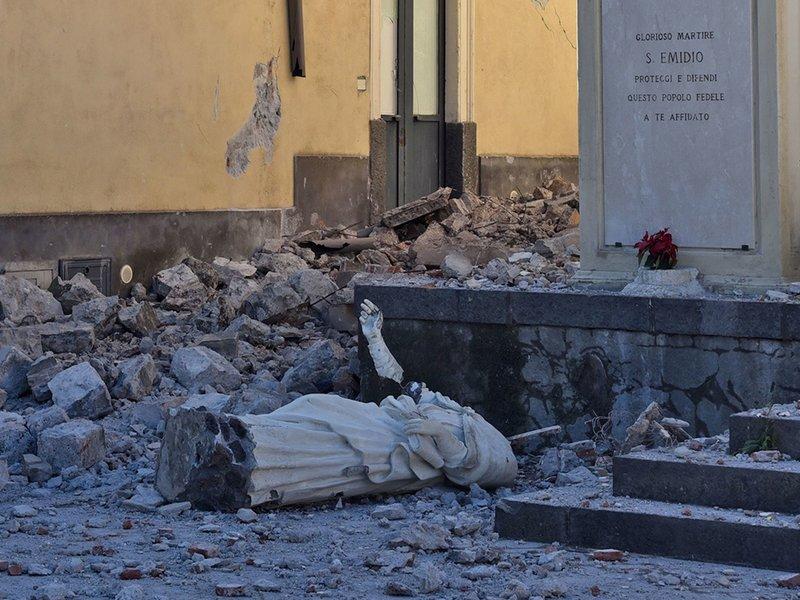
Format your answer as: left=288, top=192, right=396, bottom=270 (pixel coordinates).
left=0, top=345, right=32, bottom=399
left=0, top=412, right=35, bottom=465
left=48, top=273, right=104, bottom=314
left=111, top=354, right=157, bottom=400
left=0, top=275, right=63, bottom=325
left=26, top=354, right=62, bottom=403
left=118, top=301, right=160, bottom=336
left=213, top=257, right=257, bottom=284
left=48, top=362, right=112, bottom=419
left=0, top=459, right=8, bottom=491
left=72, top=296, right=121, bottom=338
left=40, top=323, right=95, bottom=355
left=26, top=406, right=69, bottom=436
left=153, top=263, right=200, bottom=299
left=281, top=340, right=346, bottom=394
left=198, top=332, right=239, bottom=359
left=170, top=347, right=241, bottom=393
left=224, top=315, right=276, bottom=347
left=22, top=453, right=53, bottom=483
left=252, top=252, right=309, bottom=276
left=240, top=278, right=304, bottom=324
left=288, top=269, right=338, bottom=306
left=183, top=256, right=220, bottom=289
left=38, top=419, right=106, bottom=471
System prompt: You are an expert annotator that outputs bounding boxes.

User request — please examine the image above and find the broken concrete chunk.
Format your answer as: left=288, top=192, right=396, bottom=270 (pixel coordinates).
left=288, top=269, right=338, bottom=306
left=0, top=345, right=32, bottom=399
left=170, top=347, right=242, bottom=394
left=622, top=402, right=663, bottom=453
left=40, top=322, right=96, bottom=355
left=27, top=354, right=62, bottom=403
left=162, top=280, right=209, bottom=312
left=0, top=275, right=64, bottom=325
left=228, top=387, right=289, bottom=416
left=48, top=362, right=112, bottom=419
left=181, top=393, right=232, bottom=414
left=213, top=257, right=257, bottom=284
left=150, top=263, right=209, bottom=312
left=38, top=419, right=105, bottom=471
left=224, top=315, right=276, bottom=347
left=0, top=324, right=43, bottom=360
left=220, top=278, right=261, bottom=313
left=48, top=273, right=104, bottom=314
left=22, top=453, right=53, bottom=483
left=508, top=426, right=563, bottom=455
left=118, top=301, right=159, bottom=337
left=153, top=263, right=200, bottom=299
left=381, top=187, right=452, bottom=228
left=0, top=411, right=35, bottom=465
left=252, top=252, right=309, bottom=276
left=198, top=331, right=239, bottom=359
left=182, top=257, right=220, bottom=290
left=72, top=295, right=121, bottom=338
left=0, top=459, right=8, bottom=492
left=440, top=254, right=473, bottom=279
left=240, top=279, right=304, bottom=324
left=281, top=339, right=346, bottom=394
left=26, top=405, right=69, bottom=436
left=111, top=354, right=157, bottom=400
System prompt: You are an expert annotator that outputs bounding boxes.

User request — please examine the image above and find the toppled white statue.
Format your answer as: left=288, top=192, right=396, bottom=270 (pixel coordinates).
left=156, top=300, right=517, bottom=510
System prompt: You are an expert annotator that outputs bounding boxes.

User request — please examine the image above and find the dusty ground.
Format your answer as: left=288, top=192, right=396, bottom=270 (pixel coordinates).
left=1, top=463, right=798, bottom=600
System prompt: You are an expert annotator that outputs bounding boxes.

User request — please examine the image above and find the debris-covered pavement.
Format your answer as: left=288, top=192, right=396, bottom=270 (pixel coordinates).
left=1, top=433, right=798, bottom=599
left=1, top=177, right=800, bottom=598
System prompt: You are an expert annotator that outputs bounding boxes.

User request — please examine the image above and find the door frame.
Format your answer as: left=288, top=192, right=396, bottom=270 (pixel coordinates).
left=369, top=0, right=475, bottom=213
left=395, top=0, right=446, bottom=205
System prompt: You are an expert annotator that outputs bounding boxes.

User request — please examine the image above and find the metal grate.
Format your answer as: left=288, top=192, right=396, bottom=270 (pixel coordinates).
left=58, top=258, right=112, bottom=295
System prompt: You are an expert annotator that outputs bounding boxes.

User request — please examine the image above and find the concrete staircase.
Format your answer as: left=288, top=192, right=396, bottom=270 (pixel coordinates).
left=495, top=407, right=800, bottom=571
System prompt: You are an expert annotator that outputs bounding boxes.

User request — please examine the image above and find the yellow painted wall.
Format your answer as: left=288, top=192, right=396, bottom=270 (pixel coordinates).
left=474, top=0, right=578, bottom=157
left=0, top=0, right=370, bottom=216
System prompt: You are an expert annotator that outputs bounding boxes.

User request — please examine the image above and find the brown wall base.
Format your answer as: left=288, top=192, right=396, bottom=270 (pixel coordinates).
left=0, top=209, right=285, bottom=295
left=445, top=122, right=479, bottom=197
left=480, top=155, right=579, bottom=198
left=293, top=155, right=370, bottom=230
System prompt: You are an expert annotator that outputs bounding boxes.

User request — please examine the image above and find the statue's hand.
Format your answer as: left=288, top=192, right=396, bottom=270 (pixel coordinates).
left=403, top=418, right=445, bottom=438
left=359, top=299, right=384, bottom=339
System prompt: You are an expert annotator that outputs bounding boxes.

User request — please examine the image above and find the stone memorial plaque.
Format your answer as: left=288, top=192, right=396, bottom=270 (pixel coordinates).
left=601, top=0, right=756, bottom=249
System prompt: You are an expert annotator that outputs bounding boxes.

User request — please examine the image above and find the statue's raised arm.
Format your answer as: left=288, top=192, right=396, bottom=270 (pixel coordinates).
left=359, top=299, right=404, bottom=385
left=157, top=300, right=518, bottom=510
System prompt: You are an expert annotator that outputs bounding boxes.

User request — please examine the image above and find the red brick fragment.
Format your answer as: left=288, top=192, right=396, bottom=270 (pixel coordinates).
left=120, top=568, right=142, bottom=580
left=778, top=574, right=800, bottom=589
left=592, top=549, right=625, bottom=562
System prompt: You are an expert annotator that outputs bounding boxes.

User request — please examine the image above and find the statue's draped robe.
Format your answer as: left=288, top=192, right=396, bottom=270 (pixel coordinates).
left=240, top=393, right=517, bottom=506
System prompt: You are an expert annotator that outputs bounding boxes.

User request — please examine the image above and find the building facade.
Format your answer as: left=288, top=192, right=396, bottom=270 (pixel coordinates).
left=0, top=0, right=578, bottom=293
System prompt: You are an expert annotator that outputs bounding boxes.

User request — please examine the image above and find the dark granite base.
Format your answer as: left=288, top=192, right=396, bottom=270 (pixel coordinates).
left=496, top=493, right=800, bottom=572
left=614, top=452, right=800, bottom=513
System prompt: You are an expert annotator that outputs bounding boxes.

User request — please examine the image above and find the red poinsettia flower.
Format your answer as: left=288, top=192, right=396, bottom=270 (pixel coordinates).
left=635, top=228, right=678, bottom=270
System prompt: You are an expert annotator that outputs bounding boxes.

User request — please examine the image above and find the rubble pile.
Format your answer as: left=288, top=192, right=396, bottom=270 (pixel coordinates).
left=0, top=176, right=581, bottom=506
left=293, top=173, right=581, bottom=291
left=0, top=242, right=366, bottom=504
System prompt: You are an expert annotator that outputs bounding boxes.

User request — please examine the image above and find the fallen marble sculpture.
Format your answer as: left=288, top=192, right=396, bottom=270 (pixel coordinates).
left=156, top=300, right=517, bottom=510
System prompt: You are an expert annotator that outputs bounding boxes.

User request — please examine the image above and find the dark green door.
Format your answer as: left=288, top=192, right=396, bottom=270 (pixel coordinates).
left=382, top=0, right=445, bottom=207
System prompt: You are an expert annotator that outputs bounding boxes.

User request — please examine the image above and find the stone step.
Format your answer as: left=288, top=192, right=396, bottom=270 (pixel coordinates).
left=729, top=404, right=800, bottom=458
left=613, top=451, right=800, bottom=514
left=495, top=487, right=800, bottom=572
